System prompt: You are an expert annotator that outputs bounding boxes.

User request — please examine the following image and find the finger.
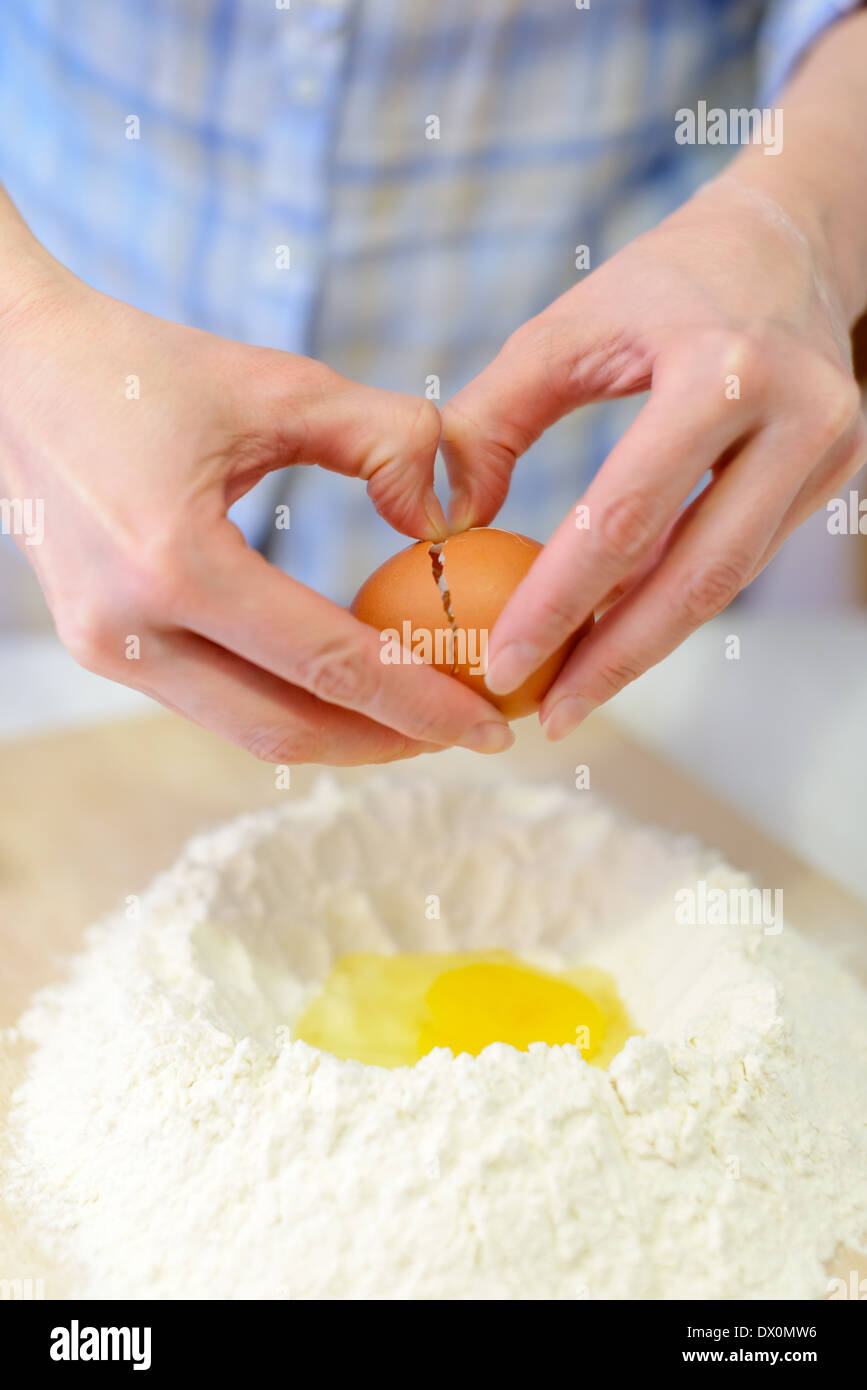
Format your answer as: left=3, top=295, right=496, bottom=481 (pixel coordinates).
left=230, top=353, right=447, bottom=541
left=439, top=286, right=649, bottom=531
left=594, top=514, right=681, bottom=615
left=541, top=387, right=866, bottom=737
left=183, top=527, right=515, bottom=755
left=482, top=372, right=754, bottom=697
left=129, top=629, right=444, bottom=767
left=538, top=420, right=814, bottom=739
left=752, top=412, right=867, bottom=572
left=319, top=380, right=447, bottom=542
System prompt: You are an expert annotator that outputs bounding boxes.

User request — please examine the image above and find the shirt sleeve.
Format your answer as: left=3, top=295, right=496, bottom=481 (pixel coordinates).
left=758, top=0, right=863, bottom=103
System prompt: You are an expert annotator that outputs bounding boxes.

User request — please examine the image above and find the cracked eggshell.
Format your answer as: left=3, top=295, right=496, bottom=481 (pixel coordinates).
left=351, top=527, right=591, bottom=719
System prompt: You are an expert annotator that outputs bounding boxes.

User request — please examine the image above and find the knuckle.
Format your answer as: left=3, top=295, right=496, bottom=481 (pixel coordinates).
left=121, top=537, right=191, bottom=620
left=669, top=327, right=769, bottom=399
left=504, top=315, right=573, bottom=420
left=717, top=328, right=766, bottom=385
left=816, top=422, right=867, bottom=504
left=409, top=396, right=442, bottom=455
left=242, top=724, right=306, bottom=765
left=503, top=314, right=548, bottom=361
left=294, top=639, right=377, bottom=708
left=55, top=603, right=118, bottom=672
left=361, top=392, right=442, bottom=490
left=680, top=555, right=747, bottom=622
left=812, top=373, right=863, bottom=450
left=379, top=735, right=431, bottom=764
left=372, top=395, right=443, bottom=494
left=595, top=491, right=656, bottom=560
left=590, top=651, right=645, bottom=700
left=262, top=352, right=334, bottom=407
left=536, top=588, right=585, bottom=641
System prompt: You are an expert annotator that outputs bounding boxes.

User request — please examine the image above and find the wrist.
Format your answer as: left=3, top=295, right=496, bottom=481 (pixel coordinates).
left=0, top=188, right=75, bottom=338
left=710, top=11, right=867, bottom=330
left=708, top=160, right=865, bottom=332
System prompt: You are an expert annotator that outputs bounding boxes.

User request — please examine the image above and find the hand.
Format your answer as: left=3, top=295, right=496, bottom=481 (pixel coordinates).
left=0, top=262, right=514, bottom=764
left=441, top=176, right=867, bottom=739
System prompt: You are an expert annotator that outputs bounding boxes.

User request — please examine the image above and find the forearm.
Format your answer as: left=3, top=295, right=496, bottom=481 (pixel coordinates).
left=716, top=8, right=867, bottom=329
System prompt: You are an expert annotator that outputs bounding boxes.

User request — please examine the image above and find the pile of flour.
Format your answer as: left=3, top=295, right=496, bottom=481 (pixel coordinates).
left=1, top=775, right=865, bottom=1300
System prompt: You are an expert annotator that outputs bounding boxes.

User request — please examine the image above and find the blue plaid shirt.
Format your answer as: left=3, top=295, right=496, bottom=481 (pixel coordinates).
left=0, top=0, right=857, bottom=603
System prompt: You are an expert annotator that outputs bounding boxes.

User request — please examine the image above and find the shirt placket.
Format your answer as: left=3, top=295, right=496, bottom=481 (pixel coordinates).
left=251, top=0, right=354, bottom=354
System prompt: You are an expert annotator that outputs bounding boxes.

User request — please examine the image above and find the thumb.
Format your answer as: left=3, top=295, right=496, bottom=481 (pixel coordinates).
left=323, top=376, right=448, bottom=541
left=440, top=290, right=638, bottom=531
left=232, top=352, right=448, bottom=541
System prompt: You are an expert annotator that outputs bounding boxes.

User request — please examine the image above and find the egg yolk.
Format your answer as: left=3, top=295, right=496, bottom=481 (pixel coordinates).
left=293, top=951, right=636, bottom=1069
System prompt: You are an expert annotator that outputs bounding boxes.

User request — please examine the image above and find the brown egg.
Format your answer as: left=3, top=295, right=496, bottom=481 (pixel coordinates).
left=351, top=527, right=592, bottom=719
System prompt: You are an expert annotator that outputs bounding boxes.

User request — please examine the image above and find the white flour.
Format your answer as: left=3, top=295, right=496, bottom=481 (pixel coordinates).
left=1, top=775, right=865, bottom=1299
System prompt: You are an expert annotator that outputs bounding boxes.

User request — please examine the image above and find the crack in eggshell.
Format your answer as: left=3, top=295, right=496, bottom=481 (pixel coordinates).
left=428, top=542, right=458, bottom=674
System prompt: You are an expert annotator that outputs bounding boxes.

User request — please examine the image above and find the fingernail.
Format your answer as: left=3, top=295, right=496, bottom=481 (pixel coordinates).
left=423, top=489, right=448, bottom=541
left=458, top=721, right=515, bottom=754
left=540, top=695, right=595, bottom=742
left=484, top=642, right=540, bottom=696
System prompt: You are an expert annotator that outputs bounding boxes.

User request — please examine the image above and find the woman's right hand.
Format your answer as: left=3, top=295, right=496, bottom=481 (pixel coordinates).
left=0, top=210, right=514, bottom=765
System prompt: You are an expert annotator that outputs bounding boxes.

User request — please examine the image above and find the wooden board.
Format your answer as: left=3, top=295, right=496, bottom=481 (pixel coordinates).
left=1, top=711, right=865, bottom=1293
